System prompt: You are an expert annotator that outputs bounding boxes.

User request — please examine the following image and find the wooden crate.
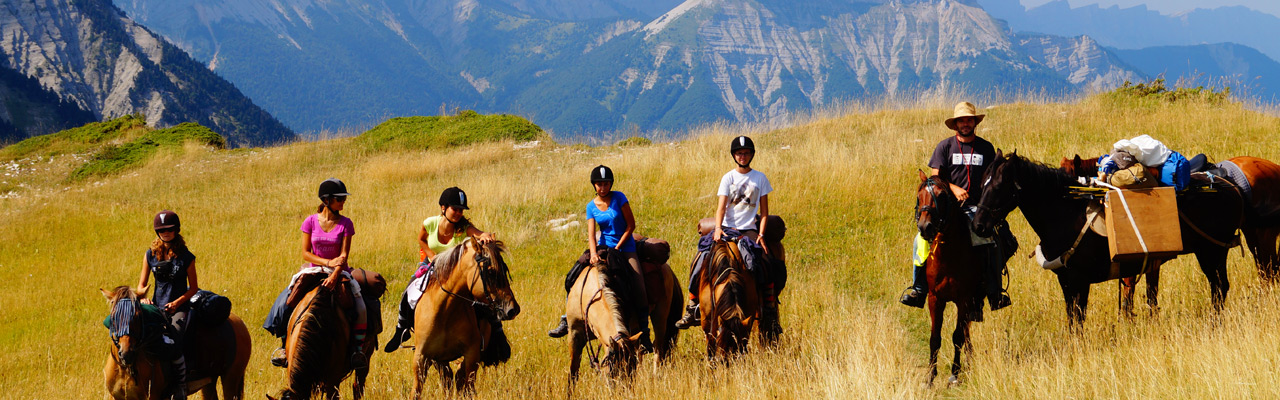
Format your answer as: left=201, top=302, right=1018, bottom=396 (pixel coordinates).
left=1104, top=186, right=1183, bottom=262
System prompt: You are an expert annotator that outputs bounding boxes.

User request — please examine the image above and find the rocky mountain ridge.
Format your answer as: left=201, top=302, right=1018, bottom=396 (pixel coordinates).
left=0, top=0, right=294, bottom=146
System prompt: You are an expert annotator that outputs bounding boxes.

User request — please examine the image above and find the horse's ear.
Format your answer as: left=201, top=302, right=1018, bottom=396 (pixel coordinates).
left=995, top=148, right=1004, bottom=159
left=918, top=169, right=927, bottom=181
left=100, top=288, right=112, bottom=301
left=627, top=331, right=643, bottom=343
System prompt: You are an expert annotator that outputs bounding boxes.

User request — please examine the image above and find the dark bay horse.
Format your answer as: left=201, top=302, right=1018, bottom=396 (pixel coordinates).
left=914, top=171, right=984, bottom=386
left=412, top=239, right=519, bottom=397
left=102, top=285, right=251, bottom=399
left=1062, top=154, right=1279, bottom=314
left=270, top=277, right=376, bottom=400
left=698, top=239, right=761, bottom=363
left=975, top=152, right=1243, bottom=325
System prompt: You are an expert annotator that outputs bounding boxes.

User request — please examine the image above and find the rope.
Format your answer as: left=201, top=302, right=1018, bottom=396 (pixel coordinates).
left=1094, top=180, right=1151, bottom=274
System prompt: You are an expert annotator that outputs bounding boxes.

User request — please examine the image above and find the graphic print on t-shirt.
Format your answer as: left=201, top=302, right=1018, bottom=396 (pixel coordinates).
left=951, top=153, right=984, bottom=166
left=729, top=179, right=760, bottom=212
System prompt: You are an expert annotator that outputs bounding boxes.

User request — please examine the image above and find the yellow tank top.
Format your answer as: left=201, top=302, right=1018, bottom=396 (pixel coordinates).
left=423, top=216, right=467, bottom=256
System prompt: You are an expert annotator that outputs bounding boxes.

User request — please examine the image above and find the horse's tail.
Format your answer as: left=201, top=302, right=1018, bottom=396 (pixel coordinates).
left=662, top=267, right=683, bottom=349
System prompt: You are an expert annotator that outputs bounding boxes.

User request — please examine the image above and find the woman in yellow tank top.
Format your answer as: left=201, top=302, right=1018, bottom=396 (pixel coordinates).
left=384, top=187, right=495, bottom=352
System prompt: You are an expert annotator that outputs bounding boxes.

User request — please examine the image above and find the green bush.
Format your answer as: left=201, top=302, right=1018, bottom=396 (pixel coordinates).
left=0, top=115, right=147, bottom=160
left=616, top=136, right=652, bottom=147
left=356, top=110, right=545, bottom=151
left=69, top=122, right=225, bottom=180
left=1104, top=78, right=1231, bottom=105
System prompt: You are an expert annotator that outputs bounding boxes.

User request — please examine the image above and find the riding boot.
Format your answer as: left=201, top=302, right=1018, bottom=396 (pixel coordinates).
left=674, top=299, right=700, bottom=329
left=547, top=315, right=569, bottom=338
left=171, top=355, right=187, bottom=399
left=383, top=326, right=410, bottom=353
left=270, top=337, right=288, bottom=368
left=983, top=245, right=1012, bottom=311
left=899, top=265, right=928, bottom=308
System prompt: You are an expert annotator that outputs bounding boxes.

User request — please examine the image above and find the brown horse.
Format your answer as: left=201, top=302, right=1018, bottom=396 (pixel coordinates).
left=102, top=285, right=251, bottom=399
left=412, top=239, right=520, bottom=397
left=270, top=277, right=376, bottom=400
left=698, top=239, right=761, bottom=363
left=914, top=171, right=984, bottom=386
left=565, top=250, right=646, bottom=383
left=1062, top=154, right=1280, bottom=314
left=975, top=152, right=1242, bottom=326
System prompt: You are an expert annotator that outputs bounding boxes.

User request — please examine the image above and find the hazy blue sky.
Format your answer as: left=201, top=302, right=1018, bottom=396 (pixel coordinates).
left=1019, top=0, right=1280, bottom=17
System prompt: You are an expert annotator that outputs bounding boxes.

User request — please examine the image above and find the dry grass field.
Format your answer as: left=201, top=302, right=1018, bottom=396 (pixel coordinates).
left=3, top=92, right=1280, bottom=399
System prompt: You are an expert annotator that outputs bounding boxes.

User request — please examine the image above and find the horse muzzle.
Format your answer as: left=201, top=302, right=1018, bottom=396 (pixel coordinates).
left=500, top=301, right=520, bottom=320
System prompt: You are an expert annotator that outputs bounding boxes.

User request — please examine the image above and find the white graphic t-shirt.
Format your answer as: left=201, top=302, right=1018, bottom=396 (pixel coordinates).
left=718, top=169, right=773, bottom=231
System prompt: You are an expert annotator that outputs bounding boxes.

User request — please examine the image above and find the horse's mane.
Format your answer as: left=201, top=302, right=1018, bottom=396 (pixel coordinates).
left=285, top=285, right=343, bottom=392
left=108, top=285, right=136, bottom=306
left=429, top=238, right=509, bottom=286
left=595, top=249, right=639, bottom=330
left=1005, top=154, right=1080, bottom=197
left=708, top=241, right=746, bottom=321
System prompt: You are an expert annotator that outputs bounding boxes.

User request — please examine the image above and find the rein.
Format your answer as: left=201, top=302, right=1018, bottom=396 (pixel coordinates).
left=576, top=263, right=606, bottom=367
left=438, top=247, right=506, bottom=351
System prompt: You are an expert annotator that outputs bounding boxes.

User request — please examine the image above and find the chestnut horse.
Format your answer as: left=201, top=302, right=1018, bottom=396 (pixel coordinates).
left=102, top=285, right=251, bottom=399
left=974, top=152, right=1242, bottom=326
left=412, top=239, right=520, bottom=397
left=698, top=239, right=761, bottom=363
left=914, top=171, right=985, bottom=386
left=270, top=278, right=376, bottom=400
left=1062, top=155, right=1280, bottom=314
left=565, top=249, right=649, bottom=383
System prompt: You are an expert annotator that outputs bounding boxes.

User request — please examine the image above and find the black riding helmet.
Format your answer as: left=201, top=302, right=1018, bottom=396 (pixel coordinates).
left=439, top=186, right=469, bottom=210
left=590, top=165, right=614, bottom=183
left=318, top=178, right=349, bottom=200
left=730, top=135, right=755, bottom=154
left=153, top=210, right=180, bottom=232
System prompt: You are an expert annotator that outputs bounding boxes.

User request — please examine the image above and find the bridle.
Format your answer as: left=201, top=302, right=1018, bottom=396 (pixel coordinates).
left=439, top=242, right=511, bottom=350
left=107, top=297, right=144, bottom=378
left=916, top=176, right=953, bottom=233
left=973, top=162, right=1021, bottom=223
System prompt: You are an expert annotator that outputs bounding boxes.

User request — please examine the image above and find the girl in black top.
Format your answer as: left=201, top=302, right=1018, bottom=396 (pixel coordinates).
left=136, top=210, right=198, bottom=398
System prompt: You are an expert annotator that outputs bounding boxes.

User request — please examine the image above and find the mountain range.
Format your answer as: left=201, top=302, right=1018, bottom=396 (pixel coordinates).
left=0, top=0, right=295, bottom=146
left=108, top=0, right=1164, bottom=137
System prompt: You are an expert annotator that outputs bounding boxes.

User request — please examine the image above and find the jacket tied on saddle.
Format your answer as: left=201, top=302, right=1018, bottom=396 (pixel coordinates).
left=692, top=215, right=787, bottom=293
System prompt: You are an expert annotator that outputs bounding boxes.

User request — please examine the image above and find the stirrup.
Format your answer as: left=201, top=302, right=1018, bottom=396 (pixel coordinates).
left=674, top=304, right=700, bottom=329
left=269, top=347, right=288, bottom=368
left=899, top=287, right=926, bottom=308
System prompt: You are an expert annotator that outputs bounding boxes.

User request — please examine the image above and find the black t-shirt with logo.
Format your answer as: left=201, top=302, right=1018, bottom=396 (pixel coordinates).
left=928, top=135, right=996, bottom=205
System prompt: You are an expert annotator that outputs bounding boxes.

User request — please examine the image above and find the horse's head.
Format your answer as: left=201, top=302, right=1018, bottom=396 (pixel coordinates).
left=915, top=170, right=957, bottom=239
left=972, top=149, right=1019, bottom=237
left=464, top=239, right=521, bottom=321
left=600, top=331, right=643, bottom=380
left=1059, top=154, right=1098, bottom=178
left=101, top=286, right=142, bottom=369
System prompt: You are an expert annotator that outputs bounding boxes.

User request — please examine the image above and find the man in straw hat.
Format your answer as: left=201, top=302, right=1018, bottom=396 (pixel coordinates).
left=900, top=102, right=1016, bottom=312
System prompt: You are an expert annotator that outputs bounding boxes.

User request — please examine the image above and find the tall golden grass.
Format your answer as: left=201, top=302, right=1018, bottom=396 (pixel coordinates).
left=3, top=95, right=1280, bottom=399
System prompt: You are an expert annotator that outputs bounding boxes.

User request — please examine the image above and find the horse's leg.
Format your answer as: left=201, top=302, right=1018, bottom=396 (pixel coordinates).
left=1258, top=227, right=1280, bottom=284
left=1119, top=276, right=1137, bottom=318
left=411, top=350, right=428, bottom=400
left=1145, top=263, right=1162, bottom=315
left=1196, top=248, right=1231, bottom=311
left=568, top=328, right=587, bottom=384
left=221, top=373, right=245, bottom=400
left=1057, top=273, right=1087, bottom=328
left=435, top=361, right=453, bottom=394
left=200, top=378, right=218, bottom=399
left=456, top=346, right=482, bottom=394
left=949, top=307, right=971, bottom=386
left=926, top=296, right=943, bottom=387
left=352, top=359, right=369, bottom=400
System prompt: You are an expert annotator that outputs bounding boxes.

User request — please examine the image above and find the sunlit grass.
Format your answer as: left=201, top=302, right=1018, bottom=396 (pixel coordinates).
left=2, top=93, right=1279, bottom=399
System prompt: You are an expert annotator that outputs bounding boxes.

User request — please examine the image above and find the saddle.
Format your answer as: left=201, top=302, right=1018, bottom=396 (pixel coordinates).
left=284, top=268, right=385, bottom=335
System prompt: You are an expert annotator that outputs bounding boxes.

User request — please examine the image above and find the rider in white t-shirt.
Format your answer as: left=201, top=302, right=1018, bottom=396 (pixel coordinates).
left=675, top=135, right=782, bottom=336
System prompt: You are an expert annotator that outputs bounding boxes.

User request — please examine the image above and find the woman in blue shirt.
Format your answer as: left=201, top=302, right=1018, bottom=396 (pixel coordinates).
left=547, top=165, right=649, bottom=347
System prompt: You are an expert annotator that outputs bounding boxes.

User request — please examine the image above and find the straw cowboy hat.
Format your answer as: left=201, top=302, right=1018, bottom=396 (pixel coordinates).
left=944, top=102, right=985, bottom=131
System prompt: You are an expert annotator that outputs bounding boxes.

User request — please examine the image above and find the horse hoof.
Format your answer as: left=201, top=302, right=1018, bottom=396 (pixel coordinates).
left=947, top=374, right=961, bottom=387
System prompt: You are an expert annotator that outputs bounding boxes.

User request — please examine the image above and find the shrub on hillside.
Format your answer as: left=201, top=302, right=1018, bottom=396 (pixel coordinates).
left=1105, top=78, right=1231, bottom=105
left=70, top=122, right=225, bottom=180
left=0, top=115, right=147, bottom=160
left=356, top=110, right=545, bottom=151
left=616, top=136, right=652, bottom=147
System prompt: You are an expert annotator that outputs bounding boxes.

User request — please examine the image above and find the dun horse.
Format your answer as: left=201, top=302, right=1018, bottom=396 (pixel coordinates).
left=1062, top=154, right=1279, bottom=314
left=412, top=239, right=520, bottom=397
left=270, top=277, right=376, bottom=400
left=914, top=172, right=984, bottom=386
left=102, top=285, right=251, bottom=399
left=698, top=239, right=761, bottom=363
left=974, top=152, right=1242, bottom=325
left=565, top=248, right=682, bottom=383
